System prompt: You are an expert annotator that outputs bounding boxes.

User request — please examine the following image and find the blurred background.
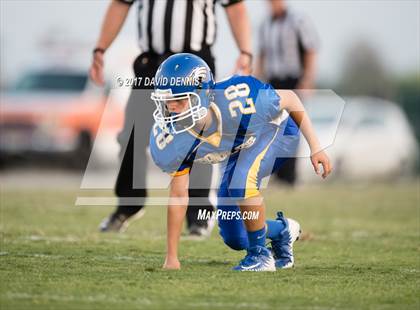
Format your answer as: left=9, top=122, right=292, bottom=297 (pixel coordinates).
left=0, top=0, right=419, bottom=188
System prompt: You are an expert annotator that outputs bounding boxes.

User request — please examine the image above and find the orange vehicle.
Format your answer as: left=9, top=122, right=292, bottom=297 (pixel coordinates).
left=0, top=69, right=124, bottom=168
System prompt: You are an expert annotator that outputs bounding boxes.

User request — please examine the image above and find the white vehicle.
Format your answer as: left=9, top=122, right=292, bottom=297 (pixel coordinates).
left=298, top=96, right=419, bottom=182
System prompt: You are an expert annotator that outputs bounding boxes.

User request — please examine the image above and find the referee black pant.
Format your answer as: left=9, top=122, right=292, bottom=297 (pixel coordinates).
left=114, top=49, right=215, bottom=229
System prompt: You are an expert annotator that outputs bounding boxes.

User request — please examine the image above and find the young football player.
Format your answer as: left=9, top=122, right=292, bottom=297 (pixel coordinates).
left=149, top=53, right=332, bottom=271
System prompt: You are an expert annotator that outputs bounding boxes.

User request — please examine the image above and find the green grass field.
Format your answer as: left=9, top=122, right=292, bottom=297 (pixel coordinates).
left=1, top=183, right=419, bottom=309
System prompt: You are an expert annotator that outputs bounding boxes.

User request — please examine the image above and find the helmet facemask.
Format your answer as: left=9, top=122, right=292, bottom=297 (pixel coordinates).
left=151, top=89, right=208, bottom=134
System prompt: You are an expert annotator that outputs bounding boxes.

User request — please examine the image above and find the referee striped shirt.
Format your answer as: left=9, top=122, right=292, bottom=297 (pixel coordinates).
left=259, top=9, right=319, bottom=80
left=117, top=0, right=242, bottom=54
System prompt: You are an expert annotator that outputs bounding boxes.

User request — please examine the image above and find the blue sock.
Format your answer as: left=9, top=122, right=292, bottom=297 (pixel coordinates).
left=247, top=227, right=266, bottom=249
left=266, top=219, right=286, bottom=240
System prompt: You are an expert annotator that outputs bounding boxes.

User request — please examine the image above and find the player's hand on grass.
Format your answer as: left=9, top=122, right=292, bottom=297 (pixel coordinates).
left=89, top=51, right=105, bottom=86
left=163, top=256, right=181, bottom=270
left=310, top=150, right=332, bottom=179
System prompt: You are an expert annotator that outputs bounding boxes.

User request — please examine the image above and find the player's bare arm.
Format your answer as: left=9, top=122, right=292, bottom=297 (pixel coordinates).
left=89, top=0, right=131, bottom=86
left=164, top=173, right=189, bottom=270
left=277, top=89, right=333, bottom=179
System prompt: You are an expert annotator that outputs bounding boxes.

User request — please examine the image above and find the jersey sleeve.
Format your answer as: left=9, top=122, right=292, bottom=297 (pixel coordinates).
left=170, top=160, right=192, bottom=177
left=248, top=76, right=282, bottom=121
left=149, top=125, right=195, bottom=176
left=259, top=83, right=282, bottom=121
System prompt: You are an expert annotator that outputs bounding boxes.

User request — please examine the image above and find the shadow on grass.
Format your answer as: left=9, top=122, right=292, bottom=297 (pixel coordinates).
left=187, top=259, right=232, bottom=266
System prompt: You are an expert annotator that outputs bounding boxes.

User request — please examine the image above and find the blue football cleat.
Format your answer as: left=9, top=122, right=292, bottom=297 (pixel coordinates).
left=233, top=246, right=276, bottom=272
left=269, top=212, right=301, bottom=269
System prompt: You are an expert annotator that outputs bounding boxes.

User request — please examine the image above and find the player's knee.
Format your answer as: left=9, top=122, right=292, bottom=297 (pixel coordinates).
left=222, top=235, right=249, bottom=251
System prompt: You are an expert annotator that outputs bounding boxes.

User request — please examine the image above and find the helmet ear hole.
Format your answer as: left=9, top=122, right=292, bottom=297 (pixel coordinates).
left=190, top=95, right=199, bottom=107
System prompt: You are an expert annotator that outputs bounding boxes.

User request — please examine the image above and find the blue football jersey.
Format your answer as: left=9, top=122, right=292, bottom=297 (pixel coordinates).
left=149, top=75, right=284, bottom=175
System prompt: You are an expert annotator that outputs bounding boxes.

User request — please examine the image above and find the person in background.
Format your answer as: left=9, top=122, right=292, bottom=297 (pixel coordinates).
left=89, top=0, right=252, bottom=235
left=256, top=0, right=319, bottom=186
